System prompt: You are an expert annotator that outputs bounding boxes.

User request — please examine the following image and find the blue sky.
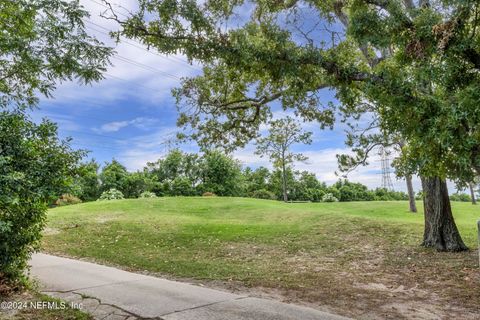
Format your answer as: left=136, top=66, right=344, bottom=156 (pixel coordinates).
left=31, top=0, right=431, bottom=193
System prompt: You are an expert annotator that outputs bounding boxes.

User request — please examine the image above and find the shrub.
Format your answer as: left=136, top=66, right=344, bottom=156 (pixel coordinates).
left=171, top=177, right=195, bottom=196
left=199, top=151, right=244, bottom=196
left=139, top=191, right=157, bottom=198
left=0, top=112, right=83, bottom=285
left=73, top=160, right=101, bottom=201
left=54, top=194, right=82, bottom=206
left=305, top=188, right=325, bottom=202
left=322, top=193, right=339, bottom=202
left=98, top=188, right=124, bottom=200
left=202, top=192, right=216, bottom=197
left=449, top=193, right=471, bottom=202
left=252, top=189, right=276, bottom=200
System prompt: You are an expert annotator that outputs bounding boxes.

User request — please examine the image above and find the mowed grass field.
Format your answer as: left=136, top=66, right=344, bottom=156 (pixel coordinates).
left=42, top=198, right=480, bottom=319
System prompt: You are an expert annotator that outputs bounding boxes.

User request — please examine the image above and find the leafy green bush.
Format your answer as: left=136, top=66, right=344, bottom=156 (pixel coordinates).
left=54, top=194, right=82, bottom=206
left=373, top=188, right=409, bottom=201
left=322, top=193, right=339, bottom=202
left=98, top=188, right=124, bottom=200
left=0, top=112, right=82, bottom=285
left=305, top=188, right=325, bottom=202
left=325, top=187, right=341, bottom=200
left=199, top=151, right=244, bottom=196
left=139, top=191, right=157, bottom=198
left=171, top=177, right=195, bottom=196
left=73, top=160, right=101, bottom=201
left=449, top=193, right=471, bottom=202
left=252, top=189, right=276, bottom=200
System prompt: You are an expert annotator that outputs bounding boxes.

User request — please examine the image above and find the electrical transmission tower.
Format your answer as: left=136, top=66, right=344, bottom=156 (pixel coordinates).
left=379, top=146, right=394, bottom=191
left=160, top=132, right=178, bottom=154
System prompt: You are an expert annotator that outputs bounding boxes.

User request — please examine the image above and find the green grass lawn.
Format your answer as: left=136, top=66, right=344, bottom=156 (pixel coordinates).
left=42, top=198, right=480, bottom=319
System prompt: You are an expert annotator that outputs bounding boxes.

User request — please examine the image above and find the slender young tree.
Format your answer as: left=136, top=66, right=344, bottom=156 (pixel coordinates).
left=255, top=117, right=312, bottom=202
left=405, top=174, right=417, bottom=212
left=468, top=182, right=477, bottom=205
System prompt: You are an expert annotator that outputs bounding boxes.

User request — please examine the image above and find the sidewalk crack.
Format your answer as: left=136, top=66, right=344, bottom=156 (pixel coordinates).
left=69, top=291, right=165, bottom=320
left=158, top=296, right=249, bottom=317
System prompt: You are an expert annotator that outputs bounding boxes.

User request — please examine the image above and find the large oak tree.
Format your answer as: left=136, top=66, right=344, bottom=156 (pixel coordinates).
left=104, top=0, right=480, bottom=251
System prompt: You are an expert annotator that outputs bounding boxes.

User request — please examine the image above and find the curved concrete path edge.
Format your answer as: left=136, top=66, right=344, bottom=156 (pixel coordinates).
left=29, top=253, right=351, bottom=320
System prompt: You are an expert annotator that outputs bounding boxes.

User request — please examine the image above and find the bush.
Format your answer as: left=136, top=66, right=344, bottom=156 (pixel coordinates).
left=139, top=191, right=157, bottom=198
left=304, top=188, right=324, bottom=202
left=0, top=112, right=83, bottom=285
left=449, top=193, right=471, bottom=202
left=252, top=189, right=276, bottom=200
left=322, top=193, right=339, bottom=202
left=98, top=188, right=124, bottom=201
left=54, top=194, right=82, bottom=206
left=202, top=192, right=216, bottom=197
left=171, top=177, right=195, bottom=196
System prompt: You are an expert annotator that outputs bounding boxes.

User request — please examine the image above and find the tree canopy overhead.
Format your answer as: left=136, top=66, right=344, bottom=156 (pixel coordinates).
left=105, top=0, right=480, bottom=184
left=105, top=0, right=479, bottom=251
left=0, top=0, right=113, bottom=110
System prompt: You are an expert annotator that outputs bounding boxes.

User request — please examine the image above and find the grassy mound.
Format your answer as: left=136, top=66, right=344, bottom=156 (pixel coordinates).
left=42, top=197, right=480, bottom=318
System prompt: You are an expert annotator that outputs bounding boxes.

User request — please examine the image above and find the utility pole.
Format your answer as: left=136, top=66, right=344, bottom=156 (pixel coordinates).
left=379, top=146, right=394, bottom=191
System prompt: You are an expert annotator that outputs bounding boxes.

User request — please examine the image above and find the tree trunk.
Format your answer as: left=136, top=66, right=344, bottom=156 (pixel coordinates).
left=281, top=162, right=288, bottom=202
left=406, top=174, right=417, bottom=213
left=468, top=182, right=477, bottom=205
left=421, top=176, right=468, bottom=251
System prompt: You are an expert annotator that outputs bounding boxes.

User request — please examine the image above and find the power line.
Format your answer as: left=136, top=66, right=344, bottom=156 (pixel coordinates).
left=57, top=126, right=179, bottom=146
left=84, top=19, right=201, bottom=71
left=85, top=0, right=130, bottom=19
left=61, top=129, right=130, bottom=143
left=71, top=142, right=167, bottom=159
left=43, top=99, right=112, bottom=110
left=86, top=24, right=184, bottom=79
left=112, top=55, right=181, bottom=80
left=104, top=72, right=163, bottom=91
left=59, top=128, right=177, bottom=145
left=70, top=140, right=176, bottom=154
left=70, top=142, right=127, bottom=152
left=37, top=111, right=153, bottom=129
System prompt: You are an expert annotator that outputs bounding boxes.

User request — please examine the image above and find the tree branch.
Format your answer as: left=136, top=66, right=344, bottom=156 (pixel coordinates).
left=403, top=0, right=415, bottom=10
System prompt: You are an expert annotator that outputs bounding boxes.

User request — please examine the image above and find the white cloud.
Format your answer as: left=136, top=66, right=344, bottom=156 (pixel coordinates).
left=114, top=126, right=187, bottom=170
left=94, top=117, right=158, bottom=133
left=40, top=0, right=202, bottom=108
left=118, top=149, right=166, bottom=171
left=98, top=120, right=130, bottom=132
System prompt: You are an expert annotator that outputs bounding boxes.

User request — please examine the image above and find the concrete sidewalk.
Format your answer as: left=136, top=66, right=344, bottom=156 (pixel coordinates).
left=30, top=253, right=350, bottom=320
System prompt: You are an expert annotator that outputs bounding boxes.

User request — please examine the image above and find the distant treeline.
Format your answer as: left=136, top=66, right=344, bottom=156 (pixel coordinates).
left=59, top=149, right=471, bottom=204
